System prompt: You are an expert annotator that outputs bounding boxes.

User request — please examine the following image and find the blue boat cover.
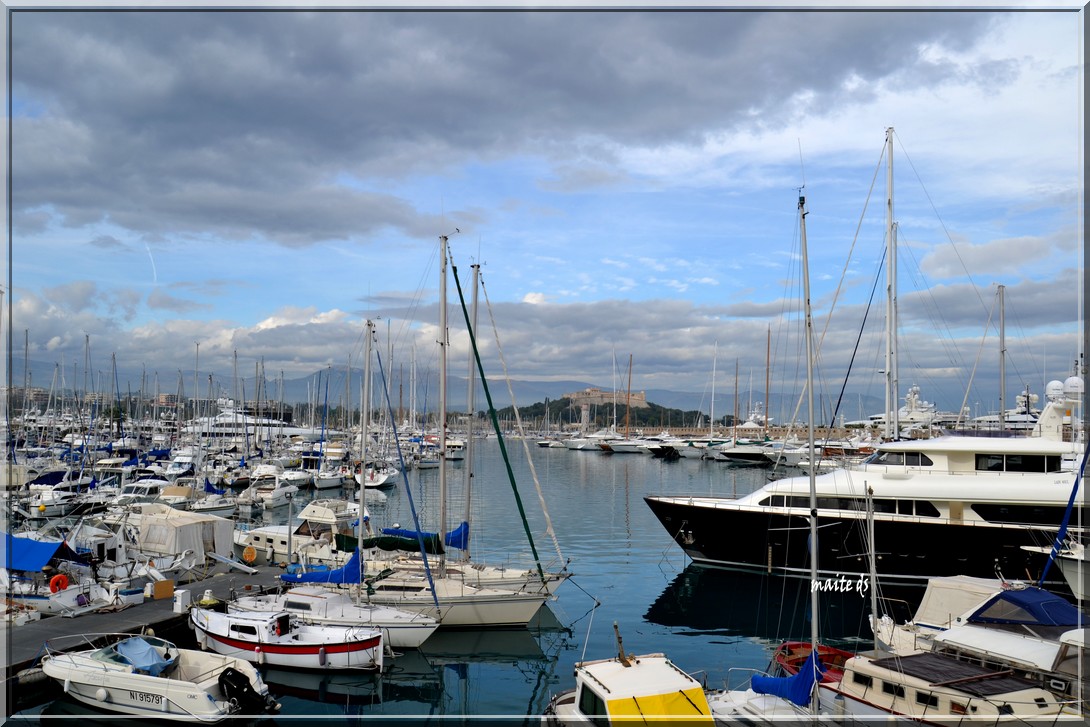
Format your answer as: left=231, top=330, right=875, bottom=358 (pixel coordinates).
left=115, top=637, right=174, bottom=676
left=967, top=586, right=1083, bottom=626
left=382, top=521, right=469, bottom=550
left=203, top=478, right=226, bottom=495
left=2, top=532, right=84, bottom=572
left=751, top=650, right=825, bottom=707
left=280, top=548, right=362, bottom=584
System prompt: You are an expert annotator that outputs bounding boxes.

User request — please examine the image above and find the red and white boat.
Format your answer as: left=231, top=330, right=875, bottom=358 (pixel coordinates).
left=190, top=605, right=384, bottom=671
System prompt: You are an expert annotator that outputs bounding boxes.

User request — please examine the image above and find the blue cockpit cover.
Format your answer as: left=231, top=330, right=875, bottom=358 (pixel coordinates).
left=280, top=548, right=362, bottom=584
left=2, top=532, right=83, bottom=572
left=115, top=637, right=173, bottom=676
left=967, top=586, right=1083, bottom=626
left=751, top=650, right=825, bottom=707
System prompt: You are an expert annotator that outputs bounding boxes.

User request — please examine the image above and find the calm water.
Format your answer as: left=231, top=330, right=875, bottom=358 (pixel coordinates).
left=20, top=439, right=878, bottom=723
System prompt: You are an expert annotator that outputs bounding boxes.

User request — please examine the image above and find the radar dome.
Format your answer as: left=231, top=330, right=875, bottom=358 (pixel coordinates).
left=1063, top=376, right=1084, bottom=399
left=1045, top=380, right=1065, bottom=402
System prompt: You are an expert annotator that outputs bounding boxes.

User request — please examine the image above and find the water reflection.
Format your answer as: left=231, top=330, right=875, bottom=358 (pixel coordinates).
left=644, top=563, right=878, bottom=644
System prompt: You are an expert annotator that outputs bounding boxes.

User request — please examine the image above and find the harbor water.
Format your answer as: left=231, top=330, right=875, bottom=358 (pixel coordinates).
left=13, top=437, right=879, bottom=723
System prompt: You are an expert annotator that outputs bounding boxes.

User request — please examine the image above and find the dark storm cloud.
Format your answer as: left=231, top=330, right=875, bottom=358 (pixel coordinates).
left=11, top=10, right=996, bottom=247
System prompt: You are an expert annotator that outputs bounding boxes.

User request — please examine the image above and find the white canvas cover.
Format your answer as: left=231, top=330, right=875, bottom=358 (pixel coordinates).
left=133, top=503, right=233, bottom=559
left=912, top=575, right=999, bottom=629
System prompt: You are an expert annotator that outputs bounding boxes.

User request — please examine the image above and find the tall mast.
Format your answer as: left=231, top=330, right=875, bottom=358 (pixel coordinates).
left=437, top=233, right=453, bottom=576
left=463, top=263, right=481, bottom=560
left=764, top=326, right=771, bottom=437
left=884, top=127, right=899, bottom=440
left=999, top=284, right=1006, bottom=430
left=799, top=191, right=821, bottom=705
left=710, top=341, right=718, bottom=436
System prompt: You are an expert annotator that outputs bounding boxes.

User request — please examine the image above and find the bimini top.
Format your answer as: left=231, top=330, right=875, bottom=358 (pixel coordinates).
left=965, top=586, right=1082, bottom=628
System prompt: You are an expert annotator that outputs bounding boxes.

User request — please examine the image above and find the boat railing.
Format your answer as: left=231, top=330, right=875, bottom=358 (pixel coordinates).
left=723, top=666, right=772, bottom=692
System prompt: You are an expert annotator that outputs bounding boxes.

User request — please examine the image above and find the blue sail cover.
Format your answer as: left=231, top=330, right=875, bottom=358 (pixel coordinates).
left=381, top=521, right=469, bottom=550
left=280, top=548, right=362, bottom=584
left=967, top=586, right=1083, bottom=626
left=751, top=650, right=825, bottom=707
left=2, top=532, right=84, bottom=572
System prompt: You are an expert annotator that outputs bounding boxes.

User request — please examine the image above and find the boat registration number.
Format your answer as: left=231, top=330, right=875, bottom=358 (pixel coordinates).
left=128, top=690, right=163, bottom=705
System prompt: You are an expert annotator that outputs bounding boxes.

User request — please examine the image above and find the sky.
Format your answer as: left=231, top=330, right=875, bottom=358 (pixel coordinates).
left=3, top=3, right=1084, bottom=421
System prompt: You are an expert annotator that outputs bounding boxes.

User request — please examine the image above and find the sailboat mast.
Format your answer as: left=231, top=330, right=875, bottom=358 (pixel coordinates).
left=437, top=234, right=451, bottom=575
left=462, top=263, right=481, bottom=560
left=799, top=191, right=821, bottom=701
left=884, top=126, right=899, bottom=440
left=999, top=284, right=1006, bottom=430
left=709, top=341, right=717, bottom=436
left=765, top=326, right=771, bottom=438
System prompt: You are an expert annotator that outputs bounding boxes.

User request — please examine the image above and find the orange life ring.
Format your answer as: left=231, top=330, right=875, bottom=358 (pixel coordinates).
left=49, top=574, right=69, bottom=593
left=242, top=545, right=257, bottom=564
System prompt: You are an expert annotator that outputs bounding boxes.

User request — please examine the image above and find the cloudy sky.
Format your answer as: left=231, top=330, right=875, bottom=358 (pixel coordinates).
left=6, top=5, right=1083, bottom=419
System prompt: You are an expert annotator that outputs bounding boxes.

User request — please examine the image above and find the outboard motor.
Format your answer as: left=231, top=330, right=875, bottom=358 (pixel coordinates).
left=218, top=667, right=281, bottom=715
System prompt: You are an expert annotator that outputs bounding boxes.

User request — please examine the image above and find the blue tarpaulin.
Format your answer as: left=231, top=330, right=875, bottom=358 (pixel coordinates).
left=115, top=637, right=174, bottom=676
left=752, top=650, right=825, bottom=707
left=2, top=532, right=84, bottom=572
left=382, top=521, right=469, bottom=550
left=280, top=548, right=362, bottom=584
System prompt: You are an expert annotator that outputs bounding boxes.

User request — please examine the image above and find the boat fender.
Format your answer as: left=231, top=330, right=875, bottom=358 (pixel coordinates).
left=62, top=678, right=70, bottom=694
left=94, top=687, right=108, bottom=703
left=318, top=646, right=327, bottom=667
left=49, top=574, right=69, bottom=593
left=266, top=546, right=274, bottom=562
left=274, top=622, right=280, bottom=637
left=255, top=646, right=263, bottom=664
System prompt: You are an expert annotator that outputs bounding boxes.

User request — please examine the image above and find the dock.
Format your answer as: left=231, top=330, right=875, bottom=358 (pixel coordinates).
left=5, top=563, right=288, bottom=713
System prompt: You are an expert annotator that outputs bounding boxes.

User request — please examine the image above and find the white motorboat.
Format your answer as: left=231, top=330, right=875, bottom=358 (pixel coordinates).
left=239, top=474, right=299, bottom=509
left=543, top=626, right=716, bottom=725
left=39, top=632, right=280, bottom=721
left=227, top=584, right=439, bottom=649
left=233, top=497, right=360, bottom=567
left=190, top=604, right=384, bottom=670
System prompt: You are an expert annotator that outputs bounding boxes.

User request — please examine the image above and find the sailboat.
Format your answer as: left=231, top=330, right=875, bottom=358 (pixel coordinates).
left=339, top=241, right=552, bottom=628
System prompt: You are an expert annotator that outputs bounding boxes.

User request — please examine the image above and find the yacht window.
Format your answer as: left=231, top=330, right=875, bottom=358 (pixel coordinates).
left=283, top=601, right=311, bottom=611
left=874, top=452, right=904, bottom=466
left=974, top=453, right=1061, bottom=473
left=872, top=499, right=897, bottom=514
left=1034, top=698, right=1051, bottom=709
left=880, top=682, right=905, bottom=698
left=851, top=673, right=873, bottom=688
left=230, top=624, right=258, bottom=636
left=915, top=692, right=938, bottom=708
left=950, top=702, right=967, bottom=715
left=914, top=501, right=940, bottom=517
left=970, top=503, right=1067, bottom=525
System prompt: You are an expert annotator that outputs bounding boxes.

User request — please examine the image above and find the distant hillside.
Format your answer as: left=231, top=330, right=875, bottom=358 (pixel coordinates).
left=10, top=358, right=883, bottom=425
